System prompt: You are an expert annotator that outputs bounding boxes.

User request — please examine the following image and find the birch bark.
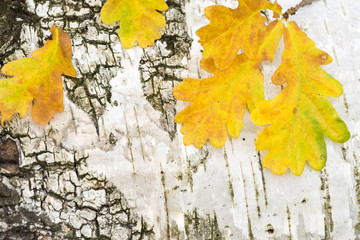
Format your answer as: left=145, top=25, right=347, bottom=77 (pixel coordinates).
left=0, top=0, right=359, bottom=239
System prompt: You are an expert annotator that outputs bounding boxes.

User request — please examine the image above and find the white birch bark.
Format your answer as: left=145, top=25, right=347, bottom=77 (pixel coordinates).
left=0, top=0, right=359, bottom=239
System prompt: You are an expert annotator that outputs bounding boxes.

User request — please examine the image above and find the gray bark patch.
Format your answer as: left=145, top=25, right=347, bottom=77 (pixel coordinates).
left=183, top=209, right=224, bottom=240
left=0, top=126, right=154, bottom=239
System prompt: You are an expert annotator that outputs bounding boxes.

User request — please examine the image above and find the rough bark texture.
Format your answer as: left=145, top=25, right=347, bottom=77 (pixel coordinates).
left=0, top=0, right=360, bottom=239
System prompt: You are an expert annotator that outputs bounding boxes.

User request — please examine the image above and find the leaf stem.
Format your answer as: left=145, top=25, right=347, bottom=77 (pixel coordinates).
left=283, top=0, right=317, bottom=19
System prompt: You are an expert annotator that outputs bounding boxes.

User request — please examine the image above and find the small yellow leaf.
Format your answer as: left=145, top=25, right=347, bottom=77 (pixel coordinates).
left=251, top=21, right=350, bottom=176
left=0, top=25, right=76, bottom=125
left=197, top=0, right=282, bottom=70
left=174, top=21, right=284, bottom=148
left=101, top=0, right=168, bottom=49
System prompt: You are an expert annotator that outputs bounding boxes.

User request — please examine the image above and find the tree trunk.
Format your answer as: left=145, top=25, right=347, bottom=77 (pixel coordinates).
left=0, top=0, right=359, bottom=239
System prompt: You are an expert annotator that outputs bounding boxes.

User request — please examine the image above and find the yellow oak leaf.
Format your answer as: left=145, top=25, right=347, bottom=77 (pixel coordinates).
left=0, top=25, right=76, bottom=126
left=197, top=0, right=282, bottom=70
left=251, top=21, right=350, bottom=176
left=101, top=0, right=168, bottom=49
left=174, top=21, right=284, bottom=148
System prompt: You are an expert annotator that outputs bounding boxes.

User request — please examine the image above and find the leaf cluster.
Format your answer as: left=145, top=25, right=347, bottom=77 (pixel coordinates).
left=173, top=0, right=350, bottom=175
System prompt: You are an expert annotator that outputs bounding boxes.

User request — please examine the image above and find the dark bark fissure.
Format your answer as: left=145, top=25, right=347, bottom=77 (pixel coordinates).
left=0, top=0, right=39, bottom=65
left=0, top=126, right=154, bottom=239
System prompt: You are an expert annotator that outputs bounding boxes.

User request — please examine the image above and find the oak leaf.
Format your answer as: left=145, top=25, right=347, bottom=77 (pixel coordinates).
left=196, top=0, right=282, bottom=70
left=251, top=21, right=350, bottom=176
left=174, top=21, right=284, bottom=148
left=0, top=25, right=76, bottom=125
left=101, top=0, right=168, bottom=49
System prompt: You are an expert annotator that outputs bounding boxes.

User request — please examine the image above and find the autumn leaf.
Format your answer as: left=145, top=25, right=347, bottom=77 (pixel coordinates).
left=0, top=25, right=76, bottom=125
left=174, top=21, right=284, bottom=148
left=196, top=0, right=282, bottom=70
left=101, top=0, right=168, bottom=49
left=251, top=21, right=350, bottom=176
